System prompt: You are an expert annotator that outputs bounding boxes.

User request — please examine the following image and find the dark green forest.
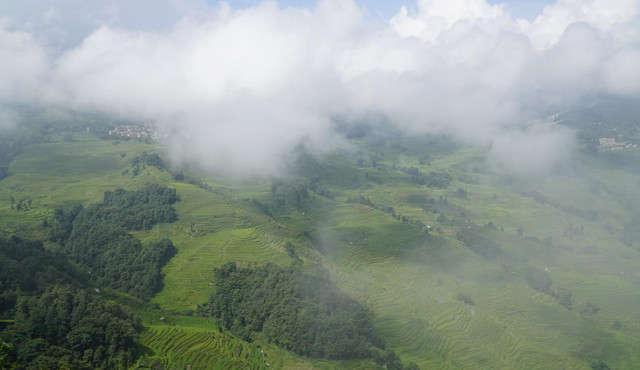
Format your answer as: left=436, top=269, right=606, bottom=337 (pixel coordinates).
left=0, top=236, right=83, bottom=317
left=51, top=185, right=179, bottom=300
left=8, top=285, right=140, bottom=369
left=1, top=185, right=181, bottom=368
left=0, top=236, right=142, bottom=369
left=200, top=262, right=390, bottom=361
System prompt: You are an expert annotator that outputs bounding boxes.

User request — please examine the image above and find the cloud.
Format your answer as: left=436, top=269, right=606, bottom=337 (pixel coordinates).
left=0, top=22, right=48, bottom=104
left=528, top=0, right=640, bottom=49
left=40, top=1, right=355, bottom=174
left=390, top=0, right=510, bottom=41
left=602, top=48, right=640, bottom=95
left=1, top=0, right=639, bottom=175
left=0, top=109, right=17, bottom=131
left=488, top=123, right=575, bottom=176
left=0, top=0, right=210, bottom=49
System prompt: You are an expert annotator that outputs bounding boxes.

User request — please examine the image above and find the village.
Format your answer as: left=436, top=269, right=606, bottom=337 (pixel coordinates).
left=598, top=137, right=639, bottom=151
left=108, top=124, right=166, bottom=141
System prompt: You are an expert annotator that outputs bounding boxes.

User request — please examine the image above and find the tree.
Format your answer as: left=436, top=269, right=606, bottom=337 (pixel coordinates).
left=0, top=340, right=13, bottom=369
left=525, top=268, right=552, bottom=293
left=50, top=185, right=178, bottom=300
left=591, top=360, right=611, bottom=370
left=201, top=263, right=383, bottom=359
left=10, top=285, right=140, bottom=369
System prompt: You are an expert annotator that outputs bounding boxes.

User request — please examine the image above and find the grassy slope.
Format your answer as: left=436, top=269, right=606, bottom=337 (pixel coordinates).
left=0, top=135, right=370, bottom=369
left=2, top=133, right=640, bottom=369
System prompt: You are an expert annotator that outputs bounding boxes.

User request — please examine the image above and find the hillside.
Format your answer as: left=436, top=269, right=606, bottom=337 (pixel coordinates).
left=1, top=128, right=640, bottom=369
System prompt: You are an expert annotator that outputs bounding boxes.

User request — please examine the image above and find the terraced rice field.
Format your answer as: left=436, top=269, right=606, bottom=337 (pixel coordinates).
left=140, top=326, right=268, bottom=369
left=291, top=146, right=640, bottom=369
left=4, top=136, right=640, bottom=369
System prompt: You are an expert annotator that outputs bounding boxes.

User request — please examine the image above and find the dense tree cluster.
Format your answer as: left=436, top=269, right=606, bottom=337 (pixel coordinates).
left=50, top=205, right=84, bottom=244
left=0, top=340, right=11, bottom=369
left=455, top=187, right=468, bottom=199
left=524, top=267, right=552, bottom=294
left=0, top=236, right=142, bottom=369
left=6, top=285, right=140, bottom=369
left=400, top=167, right=428, bottom=185
left=0, top=236, right=83, bottom=317
left=51, top=185, right=179, bottom=300
left=456, top=227, right=503, bottom=260
left=200, top=263, right=384, bottom=359
left=130, top=152, right=165, bottom=170
left=1, top=185, right=179, bottom=368
left=347, top=196, right=396, bottom=217
left=125, top=152, right=167, bottom=177
left=399, top=167, right=452, bottom=188
left=94, top=185, right=178, bottom=230
left=424, top=172, right=453, bottom=188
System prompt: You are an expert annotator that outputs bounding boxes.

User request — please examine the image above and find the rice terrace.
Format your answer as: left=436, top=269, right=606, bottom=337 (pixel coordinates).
left=2, top=0, right=640, bottom=369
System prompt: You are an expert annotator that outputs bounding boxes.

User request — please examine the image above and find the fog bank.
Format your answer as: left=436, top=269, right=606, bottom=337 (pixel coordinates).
left=1, top=0, right=639, bottom=174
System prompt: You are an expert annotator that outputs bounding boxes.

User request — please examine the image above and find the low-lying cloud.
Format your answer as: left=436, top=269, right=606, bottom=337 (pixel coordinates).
left=1, top=0, right=639, bottom=175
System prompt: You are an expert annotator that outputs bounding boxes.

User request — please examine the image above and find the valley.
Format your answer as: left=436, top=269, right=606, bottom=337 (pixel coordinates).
left=2, top=127, right=640, bottom=369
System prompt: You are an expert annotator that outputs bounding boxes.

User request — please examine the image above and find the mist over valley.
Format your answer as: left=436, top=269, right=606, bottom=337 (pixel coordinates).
left=2, top=1, right=640, bottom=369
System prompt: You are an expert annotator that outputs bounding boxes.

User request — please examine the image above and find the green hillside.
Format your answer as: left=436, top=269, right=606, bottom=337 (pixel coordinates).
left=2, top=130, right=640, bottom=369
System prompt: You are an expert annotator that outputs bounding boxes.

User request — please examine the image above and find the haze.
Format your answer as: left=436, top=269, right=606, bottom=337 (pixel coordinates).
left=1, top=0, right=639, bottom=174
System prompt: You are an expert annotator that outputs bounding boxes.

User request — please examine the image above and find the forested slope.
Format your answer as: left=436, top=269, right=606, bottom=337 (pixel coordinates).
left=51, top=185, right=179, bottom=300
left=2, top=121, right=640, bottom=368
left=0, top=236, right=141, bottom=369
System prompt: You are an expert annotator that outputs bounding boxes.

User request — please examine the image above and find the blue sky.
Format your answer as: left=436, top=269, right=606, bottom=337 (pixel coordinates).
left=221, top=0, right=555, bottom=20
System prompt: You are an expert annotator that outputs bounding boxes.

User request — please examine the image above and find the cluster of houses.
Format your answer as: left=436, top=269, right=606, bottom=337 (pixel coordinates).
left=108, top=124, right=165, bottom=140
left=598, top=137, right=638, bottom=151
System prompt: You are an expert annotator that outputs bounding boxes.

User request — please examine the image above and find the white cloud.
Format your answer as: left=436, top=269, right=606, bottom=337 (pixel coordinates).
left=390, top=0, right=509, bottom=41
left=529, top=0, right=640, bottom=49
left=603, top=48, right=640, bottom=95
left=1, top=0, right=639, bottom=175
left=0, top=22, right=48, bottom=103
left=488, top=123, right=575, bottom=176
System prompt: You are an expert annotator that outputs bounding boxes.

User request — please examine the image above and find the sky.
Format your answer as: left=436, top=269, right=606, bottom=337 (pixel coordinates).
left=1, top=0, right=639, bottom=176
left=224, top=0, right=555, bottom=20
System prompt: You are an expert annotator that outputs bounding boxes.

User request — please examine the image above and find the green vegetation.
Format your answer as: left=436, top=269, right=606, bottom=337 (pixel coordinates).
left=2, top=116, right=640, bottom=369
left=126, top=152, right=166, bottom=178
left=0, top=236, right=142, bottom=369
left=0, top=106, right=117, bottom=181
left=7, top=285, right=140, bottom=369
left=51, top=185, right=179, bottom=300
left=138, top=326, right=264, bottom=369
left=200, top=262, right=383, bottom=359
left=0, top=236, right=83, bottom=317
left=456, top=226, right=503, bottom=260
